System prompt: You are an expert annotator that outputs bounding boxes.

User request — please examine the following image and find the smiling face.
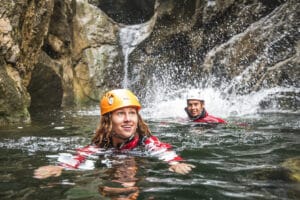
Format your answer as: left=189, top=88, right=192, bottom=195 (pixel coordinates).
left=111, top=106, right=138, bottom=140
left=187, top=100, right=204, bottom=117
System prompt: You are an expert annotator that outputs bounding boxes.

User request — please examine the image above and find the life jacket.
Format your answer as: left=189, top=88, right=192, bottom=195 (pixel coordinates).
left=57, top=135, right=182, bottom=169
left=185, top=108, right=226, bottom=124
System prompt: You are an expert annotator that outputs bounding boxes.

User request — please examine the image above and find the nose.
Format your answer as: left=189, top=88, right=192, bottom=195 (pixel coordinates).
left=123, top=112, right=131, bottom=122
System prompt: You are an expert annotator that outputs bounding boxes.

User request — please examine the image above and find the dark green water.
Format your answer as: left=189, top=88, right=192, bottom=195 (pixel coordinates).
left=0, top=109, right=299, bottom=200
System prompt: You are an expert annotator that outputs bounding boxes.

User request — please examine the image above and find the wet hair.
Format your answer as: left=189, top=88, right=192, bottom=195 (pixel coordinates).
left=92, top=111, right=152, bottom=148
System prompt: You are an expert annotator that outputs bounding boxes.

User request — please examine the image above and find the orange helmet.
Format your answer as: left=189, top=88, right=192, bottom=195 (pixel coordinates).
left=100, top=89, right=141, bottom=115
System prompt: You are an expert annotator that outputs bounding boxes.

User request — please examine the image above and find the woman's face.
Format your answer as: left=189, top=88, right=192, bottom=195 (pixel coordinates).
left=111, top=107, right=138, bottom=139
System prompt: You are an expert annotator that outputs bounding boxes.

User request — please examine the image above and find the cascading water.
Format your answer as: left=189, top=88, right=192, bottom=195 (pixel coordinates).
left=141, top=86, right=299, bottom=120
left=118, top=3, right=299, bottom=120
left=138, top=46, right=299, bottom=119
left=119, top=15, right=156, bottom=88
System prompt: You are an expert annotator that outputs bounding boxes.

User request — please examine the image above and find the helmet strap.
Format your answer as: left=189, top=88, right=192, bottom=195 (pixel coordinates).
left=111, top=132, right=135, bottom=148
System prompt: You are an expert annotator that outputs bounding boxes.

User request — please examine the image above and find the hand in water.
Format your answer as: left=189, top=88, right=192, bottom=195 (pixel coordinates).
left=169, top=163, right=195, bottom=175
left=33, top=165, right=63, bottom=179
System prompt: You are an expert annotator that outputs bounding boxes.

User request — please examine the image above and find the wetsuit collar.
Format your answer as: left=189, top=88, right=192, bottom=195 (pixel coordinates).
left=111, top=133, right=136, bottom=149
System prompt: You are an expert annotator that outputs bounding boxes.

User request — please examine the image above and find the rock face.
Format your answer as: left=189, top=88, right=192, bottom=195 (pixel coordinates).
left=129, top=0, right=299, bottom=108
left=0, top=0, right=55, bottom=124
left=0, top=0, right=299, bottom=124
left=0, top=0, right=123, bottom=124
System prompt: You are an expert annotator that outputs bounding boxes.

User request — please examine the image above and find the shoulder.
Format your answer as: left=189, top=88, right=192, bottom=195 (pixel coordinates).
left=194, top=113, right=226, bottom=124
left=142, top=135, right=159, bottom=144
left=143, top=135, right=172, bottom=149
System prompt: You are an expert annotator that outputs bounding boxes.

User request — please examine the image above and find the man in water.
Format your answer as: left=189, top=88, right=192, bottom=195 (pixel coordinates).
left=185, top=92, right=226, bottom=124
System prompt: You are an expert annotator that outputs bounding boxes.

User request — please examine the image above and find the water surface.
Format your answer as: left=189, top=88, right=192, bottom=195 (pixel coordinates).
left=0, top=109, right=299, bottom=200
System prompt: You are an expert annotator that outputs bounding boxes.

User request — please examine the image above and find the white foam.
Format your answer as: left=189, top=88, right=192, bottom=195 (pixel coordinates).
left=141, top=86, right=299, bottom=120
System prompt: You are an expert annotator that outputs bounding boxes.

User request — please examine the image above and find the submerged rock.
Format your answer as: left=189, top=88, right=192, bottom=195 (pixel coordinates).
left=282, top=157, right=300, bottom=182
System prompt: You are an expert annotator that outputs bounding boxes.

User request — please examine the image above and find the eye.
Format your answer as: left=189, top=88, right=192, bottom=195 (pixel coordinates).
left=129, top=111, right=137, bottom=116
left=116, top=111, right=125, bottom=117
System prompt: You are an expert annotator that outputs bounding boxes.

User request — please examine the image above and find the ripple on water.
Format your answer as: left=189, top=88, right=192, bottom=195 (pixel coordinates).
left=0, top=136, right=89, bottom=153
left=220, top=190, right=266, bottom=199
left=216, top=163, right=278, bottom=172
left=145, top=175, right=247, bottom=190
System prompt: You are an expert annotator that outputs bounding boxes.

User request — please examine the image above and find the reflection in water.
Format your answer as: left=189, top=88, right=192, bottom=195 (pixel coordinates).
left=99, top=157, right=139, bottom=200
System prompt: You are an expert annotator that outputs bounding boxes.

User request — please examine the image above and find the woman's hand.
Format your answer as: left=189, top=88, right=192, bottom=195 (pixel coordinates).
left=33, top=165, right=63, bottom=179
left=168, top=163, right=195, bottom=175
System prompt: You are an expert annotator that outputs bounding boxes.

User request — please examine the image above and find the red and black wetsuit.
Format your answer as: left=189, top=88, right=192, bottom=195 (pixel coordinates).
left=57, top=135, right=183, bottom=170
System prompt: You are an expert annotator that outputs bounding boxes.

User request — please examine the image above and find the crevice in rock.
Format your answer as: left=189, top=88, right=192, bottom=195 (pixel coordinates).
left=27, top=63, right=63, bottom=113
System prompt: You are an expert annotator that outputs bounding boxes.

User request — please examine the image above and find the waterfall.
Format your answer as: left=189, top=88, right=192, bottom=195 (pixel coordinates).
left=119, top=16, right=156, bottom=88
left=139, top=3, right=299, bottom=119
left=117, top=2, right=298, bottom=120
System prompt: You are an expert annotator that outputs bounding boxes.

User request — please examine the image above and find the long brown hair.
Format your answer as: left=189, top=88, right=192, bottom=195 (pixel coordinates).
left=92, top=112, right=151, bottom=147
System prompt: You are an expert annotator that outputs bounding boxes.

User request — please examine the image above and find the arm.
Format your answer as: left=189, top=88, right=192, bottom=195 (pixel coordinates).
left=57, top=145, right=100, bottom=169
left=33, top=145, right=100, bottom=179
left=143, top=136, right=195, bottom=174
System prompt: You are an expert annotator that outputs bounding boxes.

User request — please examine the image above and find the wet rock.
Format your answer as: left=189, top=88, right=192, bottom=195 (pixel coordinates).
left=0, top=0, right=122, bottom=124
left=282, top=157, right=300, bottom=182
left=0, top=62, right=30, bottom=125
left=92, top=0, right=155, bottom=24
left=0, top=0, right=299, bottom=124
left=130, top=0, right=299, bottom=108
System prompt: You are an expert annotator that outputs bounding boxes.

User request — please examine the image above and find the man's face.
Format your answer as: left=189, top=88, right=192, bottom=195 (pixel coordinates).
left=187, top=100, right=204, bottom=117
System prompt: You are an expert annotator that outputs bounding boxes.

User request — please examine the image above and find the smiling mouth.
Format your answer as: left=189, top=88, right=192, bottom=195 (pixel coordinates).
left=122, top=125, right=132, bottom=131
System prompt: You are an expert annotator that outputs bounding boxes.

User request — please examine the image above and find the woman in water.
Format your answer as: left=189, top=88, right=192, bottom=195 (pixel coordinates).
left=34, top=89, right=195, bottom=179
